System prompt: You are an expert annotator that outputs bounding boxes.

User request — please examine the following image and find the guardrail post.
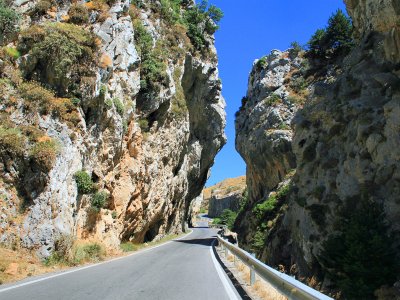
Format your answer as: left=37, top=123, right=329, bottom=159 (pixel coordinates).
left=225, top=246, right=228, bottom=258
left=250, top=253, right=256, bottom=286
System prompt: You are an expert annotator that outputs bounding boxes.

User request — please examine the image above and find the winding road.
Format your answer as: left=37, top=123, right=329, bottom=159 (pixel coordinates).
left=0, top=223, right=241, bottom=300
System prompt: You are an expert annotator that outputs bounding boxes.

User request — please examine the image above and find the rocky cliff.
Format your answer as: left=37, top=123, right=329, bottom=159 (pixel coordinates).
left=0, top=0, right=225, bottom=258
left=235, top=1, right=400, bottom=298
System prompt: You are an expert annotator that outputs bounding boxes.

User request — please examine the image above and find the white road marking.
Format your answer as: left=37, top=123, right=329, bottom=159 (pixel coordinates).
left=210, top=239, right=241, bottom=300
left=0, top=230, right=194, bottom=293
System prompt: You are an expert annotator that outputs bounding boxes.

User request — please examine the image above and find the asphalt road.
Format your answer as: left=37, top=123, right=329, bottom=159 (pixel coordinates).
left=0, top=224, right=240, bottom=300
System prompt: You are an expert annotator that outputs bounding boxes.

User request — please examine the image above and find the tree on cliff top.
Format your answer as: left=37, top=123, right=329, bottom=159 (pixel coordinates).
left=307, top=9, right=353, bottom=59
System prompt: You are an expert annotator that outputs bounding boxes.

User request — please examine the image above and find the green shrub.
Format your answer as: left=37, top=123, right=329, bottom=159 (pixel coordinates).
left=91, top=191, right=109, bottom=211
left=212, top=209, right=237, bottom=230
left=320, top=198, right=399, bottom=299
left=19, top=81, right=55, bottom=113
left=113, top=98, right=124, bottom=116
left=138, top=118, right=149, bottom=132
left=68, top=4, right=89, bottom=24
left=120, top=242, right=141, bottom=252
left=3, top=47, right=20, bottom=59
left=30, top=138, right=59, bottom=171
left=111, top=211, right=117, bottom=219
left=289, top=41, right=302, bottom=57
left=74, top=170, right=94, bottom=194
left=256, top=56, right=268, bottom=70
left=0, top=0, right=20, bottom=45
left=30, top=0, right=53, bottom=17
left=159, top=0, right=182, bottom=24
left=264, top=93, right=281, bottom=106
left=290, top=77, right=308, bottom=93
left=71, top=97, right=80, bottom=106
left=183, top=0, right=223, bottom=51
left=104, top=98, right=113, bottom=108
left=253, top=184, right=290, bottom=219
left=0, top=126, right=26, bottom=156
left=18, top=23, right=98, bottom=95
left=72, top=243, right=104, bottom=264
left=99, top=84, right=107, bottom=97
left=252, top=230, right=265, bottom=252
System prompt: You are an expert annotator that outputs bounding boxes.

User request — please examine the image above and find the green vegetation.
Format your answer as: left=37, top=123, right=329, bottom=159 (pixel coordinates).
left=320, top=198, right=399, bottom=299
left=289, top=41, right=303, bottom=57
left=45, top=237, right=105, bottom=266
left=111, top=211, right=117, bottom=219
left=253, top=184, right=290, bottom=220
left=113, top=98, right=124, bottom=116
left=138, top=118, right=149, bottom=132
left=30, top=0, right=53, bottom=17
left=120, top=232, right=182, bottom=252
left=171, top=68, right=187, bottom=118
left=212, top=209, right=237, bottom=230
left=252, top=230, right=265, bottom=252
left=18, top=23, right=98, bottom=94
left=68, top=4, right=89, bottom=25
left=256, top=56, right=268, bottom=70
left=74, top=170, right=94, bottom=194
left=131, top=19, right=168, bottom=100
left=290, top=77, right=308, bottom=93
left=0, top=126, right=26, bottom=156
left=307, top=9, right=353, bottom=59
left=3, top=47, right=20, bottom=59
left=18, top=81, right=54, bottom=114
left=183, top=0, right=223, bottom=51
left=30, top=138, right=59, bottom=171
left=91, top=191, right=109, bottom=211
left=0, top=0, right=20, bottom=45
left=264, top=93, right=281, bottom=106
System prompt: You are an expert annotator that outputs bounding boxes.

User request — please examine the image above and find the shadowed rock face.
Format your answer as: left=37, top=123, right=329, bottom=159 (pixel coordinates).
left=235, top=0, right=400, bottom=293
left=0, top=0, right=225, bottom=257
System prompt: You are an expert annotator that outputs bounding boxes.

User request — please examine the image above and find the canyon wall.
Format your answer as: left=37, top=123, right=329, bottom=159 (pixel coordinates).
left=235, top=0, right=400, bottom=297
left=0, top=0, right=225, bottom=257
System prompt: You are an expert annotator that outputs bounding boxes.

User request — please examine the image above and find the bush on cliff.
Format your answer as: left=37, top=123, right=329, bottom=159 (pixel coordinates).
left=18, top=23, right=98, bottom=95
left=212, top=209, right=237, bottom=230
left=320, top=197, right=399, bottom=299
left=74, top=170, right=94, bottom=194
left=184, top=0, right=223, bottom=51
left=0, top=0, right=19, bottom=45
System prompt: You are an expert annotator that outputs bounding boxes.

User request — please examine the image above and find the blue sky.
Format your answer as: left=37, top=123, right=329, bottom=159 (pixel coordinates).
left=205, top=0, right=346, bottom=187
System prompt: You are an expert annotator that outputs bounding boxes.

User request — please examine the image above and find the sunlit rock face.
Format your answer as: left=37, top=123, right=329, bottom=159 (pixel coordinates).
left=235, top=0, right=400, bottom=294
left=0, top=0, right=225, bottom=257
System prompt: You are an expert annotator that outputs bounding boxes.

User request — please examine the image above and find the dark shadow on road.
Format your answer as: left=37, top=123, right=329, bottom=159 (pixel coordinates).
left=192, top=226, right=211, bottom=229
left=174, top=238, right=215, bottom=247
left=212, top=242, right=252, bottom=300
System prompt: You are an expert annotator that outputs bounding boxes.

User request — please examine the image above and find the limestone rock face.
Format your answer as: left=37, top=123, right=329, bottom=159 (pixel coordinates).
left=0, top=0, right=225, bottom=257
left=235, top=1, right=400, bottom=293
left=235, top=50, right=302, bottom=204
left=208, top=192, right=241, bottom=218
left=345, top=0, right=400, bottom=63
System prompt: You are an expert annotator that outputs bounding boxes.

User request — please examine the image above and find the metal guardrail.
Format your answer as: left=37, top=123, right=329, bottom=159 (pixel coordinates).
left=216, top=236, right=333, bottom=300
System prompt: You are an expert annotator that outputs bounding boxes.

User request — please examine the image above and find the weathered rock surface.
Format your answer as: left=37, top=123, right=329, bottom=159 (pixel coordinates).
left=235, top=0, right=400, bottom=296
left=0, top=0, right=225, bottom=257
left=208, top=191, right=241, bottom=218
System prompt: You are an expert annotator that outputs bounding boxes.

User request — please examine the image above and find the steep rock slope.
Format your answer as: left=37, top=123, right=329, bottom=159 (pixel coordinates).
left=235, top=0, right=399, bottom=297
left=0, top=0, right=225, bottom=258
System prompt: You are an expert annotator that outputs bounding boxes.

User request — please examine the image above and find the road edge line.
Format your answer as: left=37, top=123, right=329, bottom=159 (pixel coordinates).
left=210, top=239, right=241, bottom=300
left=0, top=229, right=194, bottom=293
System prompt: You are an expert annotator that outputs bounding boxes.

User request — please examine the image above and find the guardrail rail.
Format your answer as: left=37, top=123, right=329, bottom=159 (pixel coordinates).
left=216, top=235, right=333, bottom=300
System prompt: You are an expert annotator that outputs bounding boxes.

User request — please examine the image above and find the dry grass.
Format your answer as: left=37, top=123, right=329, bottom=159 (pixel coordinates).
left=0, top=247, right=66, bottom=285
left=217, top=249, right=287, bottom=300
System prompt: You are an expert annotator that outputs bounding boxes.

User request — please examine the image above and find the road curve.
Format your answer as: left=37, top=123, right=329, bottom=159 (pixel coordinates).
left=0, top=225, right=240, bottom=300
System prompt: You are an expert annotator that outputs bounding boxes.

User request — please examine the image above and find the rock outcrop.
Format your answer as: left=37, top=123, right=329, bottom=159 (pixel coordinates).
left=235, top=1, right=400, bottom=297
left=0, top=0, right=225, bottom=257
left=208, top=192, right=241, bottom=218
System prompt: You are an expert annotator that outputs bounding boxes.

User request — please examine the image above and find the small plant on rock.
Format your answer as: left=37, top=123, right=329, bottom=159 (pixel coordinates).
left=91, top=190, right=109, bottom=211
left=74, top=170, right=94, bottom=194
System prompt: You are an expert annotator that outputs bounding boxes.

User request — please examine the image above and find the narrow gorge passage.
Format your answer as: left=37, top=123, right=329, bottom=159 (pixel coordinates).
left=0, top=226, right=239, bottom=300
